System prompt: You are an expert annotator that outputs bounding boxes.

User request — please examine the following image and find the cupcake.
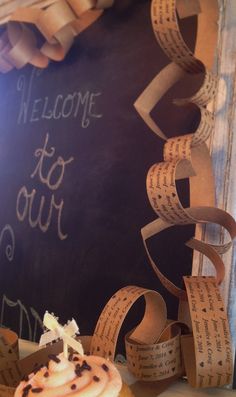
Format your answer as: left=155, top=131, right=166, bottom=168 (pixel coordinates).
left=14, top=352, right=134, bottom=397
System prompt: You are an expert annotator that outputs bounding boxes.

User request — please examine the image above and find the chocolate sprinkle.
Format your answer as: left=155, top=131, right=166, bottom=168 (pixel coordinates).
left=48, top=354, right=61, bottom=364
left=102, top=363, right=109, bottom=372
left=81, top=360, right=91, bottom=371
left=71, top=384, right=77, bottom=390
left=68, top=353, right=74, bottom=361
left=74, top=360, right=92, bottom=376
left=44, top=371, right=49, bottom=378
left=73, top=356, right=79, bottom=361
left=75, top=368, right=82, bottom=377
left=23, top=385, right=32, bottom=392
left=75, top=364, right=82, bottom=377
left=31, top=388, right=43, bottom=393
left=93, top=376, right=100, bottom=382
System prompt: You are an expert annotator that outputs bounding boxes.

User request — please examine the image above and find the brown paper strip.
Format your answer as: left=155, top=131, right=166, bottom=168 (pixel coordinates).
left=0, top=0, right=113, bottom=72
left=176, top=0, right=201, bottom=19
left=125, top=322, right=186, bottom=381
left=134, top=62, right=186, bottom=140
left=18, top=339, right=63, bottom=378
left=0, top=335, right=65, bottom=391
left=134, top=66, right=217, bottom=141
left=174, top=70, right=218, bottom=107
left=134, top=0, right=236, bottom=390
left=141, top=204, right=236, bottom=301
left=182, top=276, right=233, bottom=387
left=0, top=329, right=20, bottom=387
left=90, top=286, right=190, bottom=383
left=151, top=0, right=204, bottom=73
left=0, top=2, right=57, bottom=25
left=0, top=329, right=18, bottom=358
left=90, top=286, right=167, bottom=359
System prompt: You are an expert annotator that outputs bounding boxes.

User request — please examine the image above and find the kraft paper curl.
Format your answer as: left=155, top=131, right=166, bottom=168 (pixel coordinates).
left=90, top=285, right=189, bottom=384
left=133, top=0, right=236, bottom=390
left=89, top=282, right=232, bottom=389
left=0, top=0, right=113, bottom=72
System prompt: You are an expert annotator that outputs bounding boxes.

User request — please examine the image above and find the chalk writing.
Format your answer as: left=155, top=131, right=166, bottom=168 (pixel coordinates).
left=17, top=68, right=103, bottom=127
left=31, top=133, right=74, bottom=190
left=17, top=68, right=38, bottom=125
left=0, top=295, right=43, bottom=341
left=16, top=187, right=67, bottom=239
left=0, top=224, right=15, bottom=261
left=16, top=133, right=73, bottom=240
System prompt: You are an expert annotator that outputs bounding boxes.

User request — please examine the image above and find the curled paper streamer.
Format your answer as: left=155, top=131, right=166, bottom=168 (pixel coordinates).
left=182, top=276, right=232, bottom=388
left=90, top=285, right=188, bottom=382
left=90, top=282, right=233, bottom=389
left=39, top=311, right=84, bottom=357
left=0, top=0, right=114, bottom=72
left=132, top=0, right=236, bottom=390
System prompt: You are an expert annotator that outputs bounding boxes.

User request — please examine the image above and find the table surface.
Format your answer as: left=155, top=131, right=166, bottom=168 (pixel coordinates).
left=156, top=382, right=236, bottom=397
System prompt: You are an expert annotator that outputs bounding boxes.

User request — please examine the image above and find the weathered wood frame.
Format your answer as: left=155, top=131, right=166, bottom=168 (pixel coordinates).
left=192, top=0, right=236, bottom=377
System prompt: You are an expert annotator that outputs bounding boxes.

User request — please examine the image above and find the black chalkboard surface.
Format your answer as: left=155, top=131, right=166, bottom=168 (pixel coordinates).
left=0, top=0, right=199, bottom=343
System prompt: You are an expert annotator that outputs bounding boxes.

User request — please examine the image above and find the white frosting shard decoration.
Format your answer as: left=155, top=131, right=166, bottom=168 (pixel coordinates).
left=39, top=311, right=84, bottom=358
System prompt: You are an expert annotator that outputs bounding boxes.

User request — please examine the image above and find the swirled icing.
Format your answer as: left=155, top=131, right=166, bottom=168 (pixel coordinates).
left=14, top=353, right=122, bottom=397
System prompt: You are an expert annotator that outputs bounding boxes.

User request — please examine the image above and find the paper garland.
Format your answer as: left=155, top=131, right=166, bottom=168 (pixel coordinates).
left=79, top=0, right=235, bottom=391
left=0, top=0, right=113, bottom=73
left=182, top=276, right=232, bottom=388
left=133, top=0, right=236, bottom=389
left=90, top=286, right=188, bottom=382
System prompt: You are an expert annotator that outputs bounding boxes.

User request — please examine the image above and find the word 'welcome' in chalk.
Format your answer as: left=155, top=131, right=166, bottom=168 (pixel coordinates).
left=17, top=68, right=103, bottom=127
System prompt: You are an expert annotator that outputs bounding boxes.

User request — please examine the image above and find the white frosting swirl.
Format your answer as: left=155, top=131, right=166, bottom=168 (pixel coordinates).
left=14, top=353, right=122, bottom=397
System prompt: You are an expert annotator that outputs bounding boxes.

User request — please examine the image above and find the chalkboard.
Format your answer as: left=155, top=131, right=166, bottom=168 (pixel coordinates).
left=0, top=0, right=200, bottom=343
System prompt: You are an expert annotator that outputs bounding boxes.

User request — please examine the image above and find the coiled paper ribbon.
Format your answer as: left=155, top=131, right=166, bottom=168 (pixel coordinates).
left=90, top=285, right=188, bottom=382
left=90, top=0, right=236, bottom=391
left=0, top=0, right=113, bottom=72
left=134, top=0, right=236, bottom=389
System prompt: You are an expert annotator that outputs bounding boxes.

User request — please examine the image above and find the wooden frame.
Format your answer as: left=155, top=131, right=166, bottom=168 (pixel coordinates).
left=192, top=0, right=236, bottom=380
